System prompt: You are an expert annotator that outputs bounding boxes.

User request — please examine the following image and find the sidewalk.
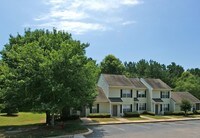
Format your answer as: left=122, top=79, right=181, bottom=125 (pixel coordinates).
left=81, top=116, right=200, bottom=126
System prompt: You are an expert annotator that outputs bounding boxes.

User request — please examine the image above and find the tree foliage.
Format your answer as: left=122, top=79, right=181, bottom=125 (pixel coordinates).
left=100, top=54, right=125, bottom=74
left=175, top=72, right=200, bottom=99
left=180, top=99, right=192, bottom=116
left=0, top=29, right=99, bottom=120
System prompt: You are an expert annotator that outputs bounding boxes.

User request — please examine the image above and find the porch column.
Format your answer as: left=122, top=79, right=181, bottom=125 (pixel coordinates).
left=122, top=104, right=123, bottom=116
left=110, top=103, right=112, bottom=116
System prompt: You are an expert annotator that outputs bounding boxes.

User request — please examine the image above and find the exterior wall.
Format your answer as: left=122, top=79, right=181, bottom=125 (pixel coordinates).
left=97, top=75, right=109, bottom=97
left=109, top=88, right=121, bottom=97
left=152, top=90, right=160, bottom=98
left=99, top=102, right=110, bottom=113
left=140, top=79, right=152, bottom=112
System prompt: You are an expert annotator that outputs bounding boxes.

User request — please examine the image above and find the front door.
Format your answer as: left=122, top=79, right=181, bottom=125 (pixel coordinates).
left=155, top=104, right=159, bottom=115
left=113, top=105, right=118, bottom=116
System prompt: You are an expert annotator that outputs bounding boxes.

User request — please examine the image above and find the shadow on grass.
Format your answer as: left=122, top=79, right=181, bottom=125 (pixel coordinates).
left=0, top=119, right=88, bottom=137
left=0, top=114, right=18, bottom=117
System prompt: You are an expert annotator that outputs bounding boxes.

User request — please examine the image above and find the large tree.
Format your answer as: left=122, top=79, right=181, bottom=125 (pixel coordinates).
left=100, top=54, right=125, bottom=75
left=0, top=29, right=99, bottom=124
left=167, top=62, right=184, bottom=87
left=175, top=72, right=200, bottom=99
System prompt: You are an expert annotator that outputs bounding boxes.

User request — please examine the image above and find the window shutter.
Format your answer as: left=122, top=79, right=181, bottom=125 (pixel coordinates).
left=131, top=90, right=133, bottom=98
left=90, top=106, right=92, bottom=113
left=160, top=91, right=162, bottom=98
left=145, top=103, right=146, bottom=110
left=120, top=105, right=122, bottom=113
left=120, top=89, right=122, bottom=98
left=97, top=104, right=99, bottom=113
left=168, top=104, right=170, bottom=111
left=145, top=90, right=147, bottom=97
left=136, top=103, right=138, bottom=111
left=160, top=104, right=162, bottom=111
left=137, top=90, right=139, bottom=98
left=130, top=104, right=132, bottom=112
left=168, top=91, right=170, bottom=98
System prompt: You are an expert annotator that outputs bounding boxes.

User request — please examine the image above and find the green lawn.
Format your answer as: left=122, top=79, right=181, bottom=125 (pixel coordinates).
left=0, top=112, right=88, bottom=137
left=125, top=117, right=147, bottom=121
left=90, top=118, right=119, bottom=122
left=143, top=115, right=170, bottom=119
left=0, top=112, right=45, bottom=126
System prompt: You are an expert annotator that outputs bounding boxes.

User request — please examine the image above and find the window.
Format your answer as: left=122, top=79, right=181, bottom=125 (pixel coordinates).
left=163, top=104, right=169, bottom=111
left=92, top=106, right=97, bottom=113
left=137, top=91, right=146, bottom=98
left=161, top=91, right=169, bottom=98
left=123, top=105, right=131, bottom=112
left=122, top=90, right=132, bottom=98
left=139, top=103, right=146, bottom=110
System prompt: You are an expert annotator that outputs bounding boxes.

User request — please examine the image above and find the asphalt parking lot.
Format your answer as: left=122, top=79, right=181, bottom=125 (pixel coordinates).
left=85, top=120, right=200, bottom=138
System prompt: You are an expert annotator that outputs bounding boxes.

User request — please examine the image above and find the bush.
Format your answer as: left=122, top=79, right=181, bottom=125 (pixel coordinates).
left=194, top=110, right=200, bottom=114
left=124, top=112, right=140, bottom=117
left=164, top=111, right=193, bottom=116
left=87, top=113, right=111, bottom=118
left=142, top=111, right=155, bottom=116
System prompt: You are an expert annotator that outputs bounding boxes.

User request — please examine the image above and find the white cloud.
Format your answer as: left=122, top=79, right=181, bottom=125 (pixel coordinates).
left=31, top=0, right=142, bottom=34
left=122, top=21, right=136, bottom=26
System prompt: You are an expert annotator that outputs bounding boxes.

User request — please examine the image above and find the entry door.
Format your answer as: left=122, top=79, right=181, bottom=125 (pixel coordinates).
left=113, top=105, right=118, bottom=116
left=155, top=104, right=159, bottom=115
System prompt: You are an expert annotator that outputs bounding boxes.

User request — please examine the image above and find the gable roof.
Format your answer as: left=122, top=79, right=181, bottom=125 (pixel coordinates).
left=171, top=92, right=200, bottom=104
left=144, top=78, right=172, bottom=90
left=102, top=74, right=133, bottom=87
left=95, top=86, right=109, bottom=103
left=129, top=78, right=147, bottom=89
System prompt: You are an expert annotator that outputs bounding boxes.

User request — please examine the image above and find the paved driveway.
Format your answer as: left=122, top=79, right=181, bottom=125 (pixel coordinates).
left=85, top=120, right=200, bottom=138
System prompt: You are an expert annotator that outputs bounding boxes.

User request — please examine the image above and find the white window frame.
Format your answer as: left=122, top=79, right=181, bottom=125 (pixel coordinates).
left=123, top=105, right=131, bottom=112
left=122, top=91, right=131, bottom=98
left=139, top=103, right=146, bottom=110
left=163, top=104, right=169, bottom=111
left=162, top=92, right=169, bottom=98
left=92, top=106, right=97, bottom=113
left=138, top=91, right=146, bottom=98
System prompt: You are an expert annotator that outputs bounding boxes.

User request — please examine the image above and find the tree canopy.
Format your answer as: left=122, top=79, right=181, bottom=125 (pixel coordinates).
left=0, top=29, right=99, bottom=120
left=100, top=54, right=125, bottom=75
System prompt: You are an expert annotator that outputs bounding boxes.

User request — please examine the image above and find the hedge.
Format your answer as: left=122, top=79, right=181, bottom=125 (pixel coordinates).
left=142, top=111, right=155, bottom=116
left=87, top=113, right=111, bottom=118
left=124, top=112, right=140, bottom=117
left=164, top=111, right=194, bottom=116
left=194, top=110, right=200, bottom=114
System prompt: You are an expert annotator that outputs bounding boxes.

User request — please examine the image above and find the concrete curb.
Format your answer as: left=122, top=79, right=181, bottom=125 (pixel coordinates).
left=82, top=118, right=200, bottom=126
left=81, top=128, right=93, bottom=136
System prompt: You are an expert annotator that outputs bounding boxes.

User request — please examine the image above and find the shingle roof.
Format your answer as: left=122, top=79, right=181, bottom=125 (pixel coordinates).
left=95, top=86, right=109, bottom=103
left=109, top=98, right=123, bottom=102
left=103, top=74, right=133, bottom=87
left=171, top=92, right=200, bottom=104
left=129, top=78, right=147, bottom=89
left=144, top=78, right=172, bottom=90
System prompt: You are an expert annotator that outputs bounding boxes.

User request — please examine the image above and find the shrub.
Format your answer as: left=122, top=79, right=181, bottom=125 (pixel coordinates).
left=124, top=112, right=140, bottom=117
left=87, top=113, right=111, bottom=118
left=164, top=111, right=193, bottom=116
left=194, top=110, right=200, bottom=114
left=142, top=111, right=155, bottom=116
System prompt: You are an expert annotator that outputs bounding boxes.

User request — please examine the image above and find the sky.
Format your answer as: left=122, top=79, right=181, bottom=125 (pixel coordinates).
left=0, top=0, right=200, bottom=69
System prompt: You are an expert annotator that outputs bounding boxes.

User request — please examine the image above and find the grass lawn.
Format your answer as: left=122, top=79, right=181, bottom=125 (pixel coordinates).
left=125, top=117, right=147, bottom=121
left=90, top=118, right=119, bottom=122
left=143, top=115, right=170, bottom=119
left=0, top=112, right=88, bottom=137
left=0, top=112, right=45, bottom=126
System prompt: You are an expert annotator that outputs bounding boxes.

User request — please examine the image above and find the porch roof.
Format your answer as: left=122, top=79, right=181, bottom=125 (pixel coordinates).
left=152, top=98, right=163, bottom=102
left=109, top=98, right=123, bottom=102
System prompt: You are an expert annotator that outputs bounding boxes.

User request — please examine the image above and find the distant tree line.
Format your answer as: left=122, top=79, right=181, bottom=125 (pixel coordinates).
left=100, top=54, right=200, bottom=99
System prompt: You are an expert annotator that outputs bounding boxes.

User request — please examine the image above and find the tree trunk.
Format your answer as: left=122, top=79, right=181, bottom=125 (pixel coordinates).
left=46, top=110, right=51, bottom=125
left=51, top=113, right=55, bottom=127
left=61, top=106, right=70, bottom=121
